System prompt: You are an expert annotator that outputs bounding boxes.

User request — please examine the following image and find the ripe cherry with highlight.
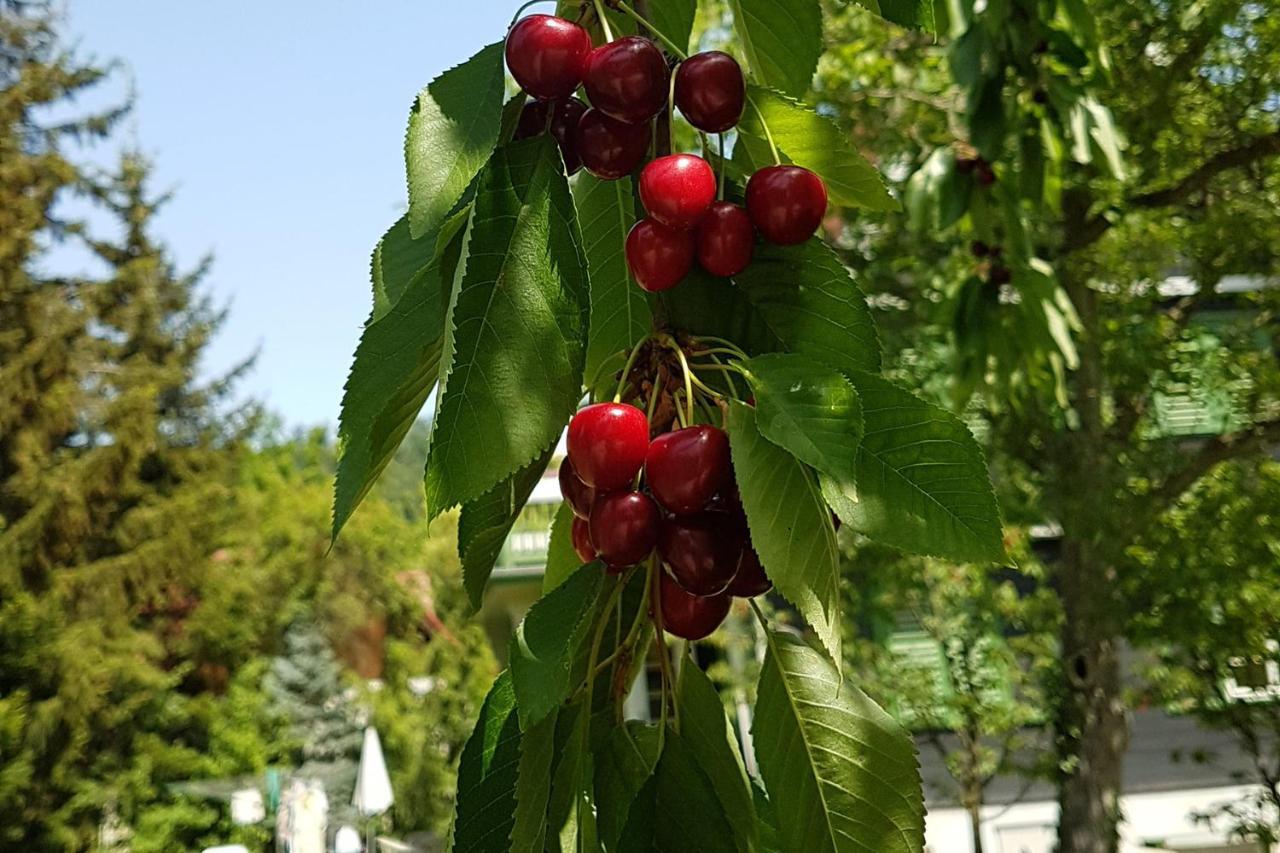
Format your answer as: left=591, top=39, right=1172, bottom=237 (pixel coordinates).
left=571, top=516, right=597, bottom=564
left=746, top=165, right=829, bottom=246
left=645, top=425, right=731, bottom=515
left=625, top=219, right=694, bottom=293
left=567, top=402, right=650, bottom=491
left=639, top=154, right=717, bottom=230
left=659, top=513, right=744, bottom=596
left=505, top=15, right=592, bottom=100
left=514, top=97, right=587, bottom=174
left=674, top=51, right=745, bottom=133
left=583, top=36, right=670, bottom=124
left=590, top=491, right=661, bottom=568
left=558, top=457, right=595, bottom=519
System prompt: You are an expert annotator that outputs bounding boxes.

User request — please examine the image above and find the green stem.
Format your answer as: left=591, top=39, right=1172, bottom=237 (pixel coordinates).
left=592, top=0, right=615, bottom=41
left=750, top=95, right=783, bottom=165
left=613, top=0, right=688, bottom=58
left=510, top=0, right=553, bottom=27
left=699, top=352, right=745, bottom=399
left=690, top=335, right=750, bottom=359
left=614, top=336, right=650, bottom=403
left=717, top=133, right=727, bottom=199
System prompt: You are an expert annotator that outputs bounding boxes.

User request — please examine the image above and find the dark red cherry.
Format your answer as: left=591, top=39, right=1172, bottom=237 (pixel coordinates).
left=567, top=402, right=650, bottom=491
left=660, top=512, right=744, bottom=596
left=745, top=165, right=829, bottom=246
left=583, top=36, right=670, bottom=124
left=645, top=426, right=732, bottom=515
left=674, top=51, right=745, bottom=133
left=558, top=456, right=596, bottom=519
left=575, top=109, right=651, bottom=180
left=514, top=97, right=588, bottom=174
left=590, top=491, right=661, bottom=568
left=505, top=15, right=593, bottom=100
left=572, top=516, right=597, bottom=564
left=728, top=540, right=771, bottom=597
left=639, top=154, right=716, bottom=230
left=656, top=571, right=732, bottom=641
left=696, top=202, right=755, bottom=277
left=626, top=219, right=694, bottom=292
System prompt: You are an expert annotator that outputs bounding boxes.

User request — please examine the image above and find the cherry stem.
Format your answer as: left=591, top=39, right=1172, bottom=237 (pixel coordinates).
left=699, top=352, right=745, bottom=399
left=510, top=0, right=553, bottom=28
left=612, top=0, right=688, bottom=58
left=647, top=559, right=671, bottom=739
left=691, top=335, right=750, bottom=360
left=750, top=95, right=783, bottom=166
left=592, top=0, right=615, bottom=41
left=614, top=336, right=650, bottom=402
left=717, top=133, right=727, bottom=200
left=657, top=334, right=696, bottom=425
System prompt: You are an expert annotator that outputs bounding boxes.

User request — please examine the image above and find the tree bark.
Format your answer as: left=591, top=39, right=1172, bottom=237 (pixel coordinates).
left=967, top=800, right=986, bottom=853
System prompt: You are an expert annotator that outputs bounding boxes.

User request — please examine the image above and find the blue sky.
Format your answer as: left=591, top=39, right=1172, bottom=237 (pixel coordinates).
left=63, top=1, right=517, bottom=427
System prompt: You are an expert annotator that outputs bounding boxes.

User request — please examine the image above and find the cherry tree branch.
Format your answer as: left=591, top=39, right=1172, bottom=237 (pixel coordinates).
left=1064, top=128, right=1280, bottom=254
left=1145, top=418, right=1280, bottom=514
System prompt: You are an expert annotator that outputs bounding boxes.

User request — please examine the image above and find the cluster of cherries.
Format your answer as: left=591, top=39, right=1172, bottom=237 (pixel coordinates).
left=506, top=13, right=830, bottom=293
left=558, top=401, right=771, bottom=641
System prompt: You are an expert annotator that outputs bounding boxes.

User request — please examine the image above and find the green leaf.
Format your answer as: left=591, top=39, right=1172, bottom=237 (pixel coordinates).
left=451, top=671, right=523, bottom=853
left=967, top=75, right=1006, bottom=161
left=543, top=501, right=583, bottom=593
left=573, top=172, right=650, bottom=391
left=648, top=0, right=698, bottom=56
left=677, top=664, right=757, bottom=853
left=510, top=564, right=604, bottom=729
left=595, top=723, right=662, bottom=851
left=662, top=268, right=782, bottom=358
left=510, top=709, right=558, bottom=853
left=904, top=148, right=970, bottom=232
left=838, top=371, right=1004, bottom=563
left=458, top=445, right=556, bottom=611
left=332, top=201, right=469, bottom=541
left=546, top=703, right=599, bottom=852
left=726, top=402, right=841, bottom=663
left=853, top=0, right=937, bottom=32
left=405, top=41, right=506, bottom=239
left=742, top=353, right=863, bottom=488
left=654, top=732, right=739, bottom=853
left=734, top=86, right=896, bottom=211
left=425, top=137, right=589, bottom=519
left=754, top=630, right=925, bottom=853
left=732, top=240, right=881, bottom=376
left=753, top=782, right=784, bottom=853
left=727, top=0, right=822, bottom=97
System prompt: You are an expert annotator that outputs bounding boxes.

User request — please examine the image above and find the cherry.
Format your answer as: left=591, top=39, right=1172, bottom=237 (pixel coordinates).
left=567, top=402, right=650, bottom=491
left=626, top=219, right=694, bottom=292
left=590, top=491, right=661, bottom=568
left=745, top=165, right=829, bottom=246
left=583, top=36, right=670, bottom=124
left=574, top=109, right=651, bottom=180
left=727, top=541, right=772, bottom=598
left=514, top=97, right=587, bottom=174
left=659, top=512, right=744, bottom=596
left=645, top=426, right=731, bottom=515
left=505, top=15, right=593, bottom=100
left=656, top=571, right=732, bottom=641
left=572, top=516, right=597, bottom=564
left=696, top=202, right=755, bottom=277
left=639, top=154, right=716, bottom=230
left=674, top=51, right=745, bottom=133
left=558, top=456, right=596, bottom=519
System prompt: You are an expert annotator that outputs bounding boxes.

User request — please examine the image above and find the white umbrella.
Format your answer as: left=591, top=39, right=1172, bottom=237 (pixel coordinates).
left=353, top=726, right=394, bottom=817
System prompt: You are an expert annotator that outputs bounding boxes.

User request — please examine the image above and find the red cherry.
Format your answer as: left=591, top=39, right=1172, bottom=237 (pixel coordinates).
left=583, top=36, right=670, bottom=124
left=567, top=402, right=650, bottom=491
left=656, top=571, right=732, bottom=641
left=590, top=491, right=661, bottom=568
left=625, top=219, right=694, bottom=292
left=639, top=154, right=716, bottom=230
left=745, top=165, right=829, bottom=246
left=696, top=202, right=755, bottom=277
left=505, top=15, right=593, bottom=100
left=659, top=512, right=744, bottom=596
left=727, top=541, right=771, bottom=597
left=514, top=97, right=588, bottom=174
left=558, top=457, right=596, bottom=519
left=674, top=51, right=745, bottom=133
left=645, top=426, right=732, bottom=515
left=574, top=109, right=651, bottom=180
left=572, top=516, right=597, bottom=564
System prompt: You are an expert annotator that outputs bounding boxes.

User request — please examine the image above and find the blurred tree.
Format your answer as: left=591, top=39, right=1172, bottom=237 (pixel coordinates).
left=1124, top=459, right=1280, bottom=846
left=815, top=1, right=1280, bottom=848
left=841, top=539, right=1058, bottom=852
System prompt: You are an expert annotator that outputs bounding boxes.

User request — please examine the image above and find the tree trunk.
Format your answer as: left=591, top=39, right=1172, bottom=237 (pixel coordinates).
left=1054, top=536, right=1129, bottom=853
left=967, top=801, right=985, bottom=853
